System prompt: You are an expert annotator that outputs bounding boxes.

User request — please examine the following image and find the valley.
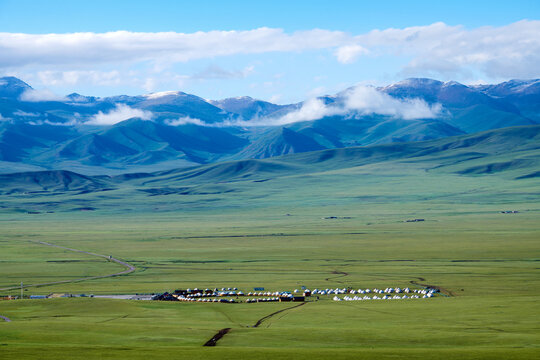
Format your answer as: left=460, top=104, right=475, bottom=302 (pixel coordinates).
left=1, top=125, right=539, bottom=359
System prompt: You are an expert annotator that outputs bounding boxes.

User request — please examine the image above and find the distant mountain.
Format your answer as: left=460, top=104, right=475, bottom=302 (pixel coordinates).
left=473, top=79, right=540, bottom=97
left=380, top=78, right=534, bottom=133
left=473, top=79, right=540, bottom=122
left=209, top=96, right=288, bottom=119
left=0, top=76, right=539, bottom=174
left=112, top=91, right=232, bottom=124
left=0, top=77, right=32, bottom=99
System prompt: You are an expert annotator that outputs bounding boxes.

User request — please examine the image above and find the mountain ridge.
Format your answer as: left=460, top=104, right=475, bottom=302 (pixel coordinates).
left=0, top=76, right=538, bottom=174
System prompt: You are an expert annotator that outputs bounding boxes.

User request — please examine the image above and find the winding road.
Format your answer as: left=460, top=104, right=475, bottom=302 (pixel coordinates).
left=0, top=241, right=136, bottom=292
left=203, top=302, right=307, bottom=346
left=252, top=302, right=306, bottom=328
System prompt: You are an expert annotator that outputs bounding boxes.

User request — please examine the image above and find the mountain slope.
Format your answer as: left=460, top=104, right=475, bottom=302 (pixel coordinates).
left=1, top=125, right=538, bottom=197
left=0, top=122, right=77, bottom=162
left=0, top=170, right=112, bottom=194
left=232, top=127, right=326, bottom=159
left=474, top=79, right=540, bottom=122
left=132, top=124, right=540, bottom=186
left=47, top=119, right=249, bottom=167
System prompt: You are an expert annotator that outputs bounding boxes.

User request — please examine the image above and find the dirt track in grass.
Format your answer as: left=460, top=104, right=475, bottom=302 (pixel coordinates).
left=203, top=302, right=307, bottom=346
left=0, top=241, right=136, bottom=292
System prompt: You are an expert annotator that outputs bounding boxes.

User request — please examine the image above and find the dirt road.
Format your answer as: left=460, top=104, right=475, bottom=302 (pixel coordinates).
left=0, top=241, right=135, bottom=292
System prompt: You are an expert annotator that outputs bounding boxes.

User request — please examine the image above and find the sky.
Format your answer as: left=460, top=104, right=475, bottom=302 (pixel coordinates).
left=1, top=0, right=539, bottom=104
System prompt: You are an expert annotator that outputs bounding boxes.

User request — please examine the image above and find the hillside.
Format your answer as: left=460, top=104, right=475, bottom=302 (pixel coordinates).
left=1, top=125, right=538, bottom=199
left=0, top=170, right=111, bottom=195
left=143, top=125, right=540, bottom=186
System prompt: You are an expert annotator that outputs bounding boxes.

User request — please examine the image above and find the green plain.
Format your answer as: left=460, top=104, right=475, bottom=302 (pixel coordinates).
left=1, top=130, right=539, bottom=359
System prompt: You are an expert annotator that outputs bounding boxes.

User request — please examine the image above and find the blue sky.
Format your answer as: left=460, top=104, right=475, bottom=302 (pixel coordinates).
left=1, top=0, right=539, bottom=103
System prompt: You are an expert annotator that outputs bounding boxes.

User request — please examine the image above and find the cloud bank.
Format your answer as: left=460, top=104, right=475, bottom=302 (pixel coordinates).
left=258, top=86, right=441, bottom=126
left=87, top=104, right=153, bottom=125
left=174, top=87, right=442, bottom=128
left=0, top=28, right=346, bottom=68
left=265, top=98, right=339, bottom=126
left=343, top=86, right=442, bottom=120
left=341, top=20, right=540, bottom=78
left=1, top=20, right=539, bottom=80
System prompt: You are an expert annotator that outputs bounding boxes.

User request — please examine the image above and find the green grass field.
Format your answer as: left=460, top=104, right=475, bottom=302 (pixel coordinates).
left=1, top=129, right=539, bottom=358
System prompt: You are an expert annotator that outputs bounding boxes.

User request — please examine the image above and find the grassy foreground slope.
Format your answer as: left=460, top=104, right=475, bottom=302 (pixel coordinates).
left=0, top=125, right=539, bottom=359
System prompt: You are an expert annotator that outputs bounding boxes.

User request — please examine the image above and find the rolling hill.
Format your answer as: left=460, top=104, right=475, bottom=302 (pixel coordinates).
left=1, top=125, right=538, bottom=197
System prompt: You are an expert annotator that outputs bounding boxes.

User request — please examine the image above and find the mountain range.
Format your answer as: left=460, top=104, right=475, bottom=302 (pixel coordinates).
left=0, top=76, right=538, bottom=174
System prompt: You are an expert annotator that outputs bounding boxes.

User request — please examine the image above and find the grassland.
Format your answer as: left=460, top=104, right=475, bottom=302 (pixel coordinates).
left=0, top=127, right=539, bottom=358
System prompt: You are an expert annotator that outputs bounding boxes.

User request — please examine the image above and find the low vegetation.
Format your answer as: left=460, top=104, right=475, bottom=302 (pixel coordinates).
left=0, top=126, right=538, bottom=359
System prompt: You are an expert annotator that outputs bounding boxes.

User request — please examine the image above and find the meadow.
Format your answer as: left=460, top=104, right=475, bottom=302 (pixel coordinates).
left=1, top=128, right=539, bottom=359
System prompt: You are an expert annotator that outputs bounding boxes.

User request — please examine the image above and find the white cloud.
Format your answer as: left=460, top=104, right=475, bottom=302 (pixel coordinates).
left=13, top=110, right=40, bottom=117
left=2, top=21, right=538, bottom=96
left=335, top=44, right=369, bottom=64
left=349, top=20, right=540, bottom=78
left=247, top=86, right=441, bottom=126
left=27, top=119, right=76, bottom=126
left=0, top=28, right=347, bottom=68
left=144, top=86, right=441, bottom=128
left=144, top=90, right=182, bottom=99
left=19, top=88, right=67, bottom=102
left=87, top=104, right=153, bottom=125
left=268, top=98, right=338, bottom=125
left=0, top=22, right=538, bottom=80
left=165, top=116, right=206, bottom=126
left=343, top=86, right=441, bottom=120
left=37, top=70, right=122, bottom=87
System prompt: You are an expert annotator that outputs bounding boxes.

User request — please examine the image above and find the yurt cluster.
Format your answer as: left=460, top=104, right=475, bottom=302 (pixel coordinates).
left=153, top=286, right=439, bottom=303
left=153, top=287, right=304, bottom=303
left=330, top=287, right=437, bottom=301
